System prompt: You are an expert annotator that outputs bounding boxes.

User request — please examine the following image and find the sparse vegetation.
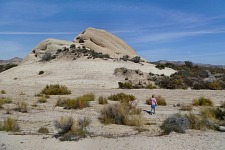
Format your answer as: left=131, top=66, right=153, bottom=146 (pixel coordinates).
left=200, top=107, right=225, bottom=121
left=98, top=96, right=108, bottom=105
left=38, top=127, right=49, bottom=134
left=15, top=101, right=28, bottom=113
left=41, top=53, right=52, bottom=61
left=155, top=64, right=165, bottom=70
left=192, top=97, right=214, bottom=106
left=220, top=101, right=225, bottom=108
left=156, top=95, right=167, bottom=106
left=108, top=93, right=136, bottom=103
left=99, top=102, right=142, bottom=127
left=0, top=97, right=12, bottom=108
left=40, top=84, right=71, bottom=95
left=0, top=117, right=20, bottom=132
left=180, top=104, right=193, bottom=111
left=38, top=95, right=47, bottom=103
left=54, top=116, right=90, bottom=141
left=160, top=113, right=189, bottom=134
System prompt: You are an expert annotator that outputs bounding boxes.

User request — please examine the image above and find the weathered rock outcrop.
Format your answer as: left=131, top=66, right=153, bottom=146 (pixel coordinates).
left=73, top=28, right=137, bottom=58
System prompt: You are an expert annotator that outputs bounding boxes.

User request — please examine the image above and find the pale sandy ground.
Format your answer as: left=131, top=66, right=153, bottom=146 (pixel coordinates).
left=0, top=60, right=224, bottom=150
left=0, top=85, right=225, bottom=150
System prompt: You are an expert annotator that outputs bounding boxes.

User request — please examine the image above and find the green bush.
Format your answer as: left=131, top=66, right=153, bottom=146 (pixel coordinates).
left=156, top=95, right=167, bottom=106
left=0, top=117, right=19, bottom=132
left=160, top=113, right=189, bottom=134
left=193, top=97, right=214, bottom=106
left=118, top=82, right=133, bottom=89
left=98, top=96, right=108, bottom=105
left=208, top=80, right=222, bottom=90
left=108, top=93, right=136, bottom=103
left=40, top=84, right=71, bottom=95
left=54, top=116, right=90, bottom=141
left=99, top=102, right=142, bottom=127
left=155, top=64, right=165, bottom=70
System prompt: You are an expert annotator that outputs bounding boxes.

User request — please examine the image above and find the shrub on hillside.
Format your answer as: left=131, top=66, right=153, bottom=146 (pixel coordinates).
left=98, top=96, right=108, bottom=105
left=54, top=116, right=90, bottom=141
left=0, top=117, right=19, bottom=132
left=15, top=101, right=28, bottom=113
left=99, top=102, right=142, bottom=127
left=108, top=93, right=136, bottom=103
left=208, top=80, right=222, bottom=90
left=155, top=64, right=165, bottom=70
left=192, top=97, right=214, bottom=106
left=160, top=113, right=189, bottom=134
left=41, top=53, right=52, bottom=61
left=40, top=84, right=71, bottom=95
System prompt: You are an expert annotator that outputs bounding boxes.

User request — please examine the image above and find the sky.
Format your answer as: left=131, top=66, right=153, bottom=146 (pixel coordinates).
left=0, top=0, right=225, bottom=65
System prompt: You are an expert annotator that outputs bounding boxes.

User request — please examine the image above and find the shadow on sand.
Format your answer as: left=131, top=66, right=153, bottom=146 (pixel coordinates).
left=143, top=110, right=152, bottom=115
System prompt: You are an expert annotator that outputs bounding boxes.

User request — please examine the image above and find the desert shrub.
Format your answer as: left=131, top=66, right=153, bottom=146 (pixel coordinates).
left=131, top=56, right=141, bottom=63
left=145, top=83, right=156, bottom=89
left=160, top=113, right=189, bottom=134
left=108, top=93, right=136, bottom=103
left=99, top=102, right=142, bottom=127
left=192, top=97, right=214, bottom=106
left=56, top=93, right=95, bottom=109
left=38, top=70, right=44, bottom=75
left=15, top=101, right=28, bottom=113
left=185, top=113, right=216, bottom=130
left=40, top=84, right=71, bottom=95
left=38, top=96, right=47, bottom=103
left=0, top=117, right=19, bottom=132
left=220, top=101, right=225, bottom=108
left=208, top=80, right=222, bottom=90
left=1, top=90, right=6, bottom=94
left=180, top=104, right=193, bottom=111
left=38, top=127, right=49, bottom=134
left=200, top=107, right=225, bottom=121
left=41, top=53, right=52, bottom=61
left=156, top=95, right=167, bottom=106
left=0, top=97, right=12, bottom=108
left=98, top=96, right=108, bottom=105
left=118, top=82, right=133, bottom=89
left=54, top=116, right=90, bottom=141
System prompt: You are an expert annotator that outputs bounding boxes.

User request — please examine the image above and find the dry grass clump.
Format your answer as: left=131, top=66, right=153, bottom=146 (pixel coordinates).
left=156, top=95, right=167, bottom=106
left=0, top=117, right=20, bottom=132
left=15, top=101, right=28, bottom=113
left=0, top=97, right=12, bottom=108
left=98, top=96, right=108, bottom=105
left=38, top=95, right=48, bottom=103
left=180, top=104, right=193, bottom=111
left=56, top=93, right=95, bottom=109
left=160, top=113, right=189, bottom=134
left=192, top=96, right=214, bottom=106
left=40, top=84, right=71, bottom=95
left=200, top=107, right=225, bottom=121
left=185, top=113, right=216, bottom=130
left=54, top=116, right=90, bottom=141
left=99, top=102, right=142, bottom=127
left=1, top=90, right=6, bottom=94
left=38, top=127, right=49, bottom=134
left=108, top=93, right=136, bottom=103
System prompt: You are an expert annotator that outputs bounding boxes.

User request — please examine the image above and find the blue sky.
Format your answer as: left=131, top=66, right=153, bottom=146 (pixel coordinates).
left=0, top=0, right=225, bottom=65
